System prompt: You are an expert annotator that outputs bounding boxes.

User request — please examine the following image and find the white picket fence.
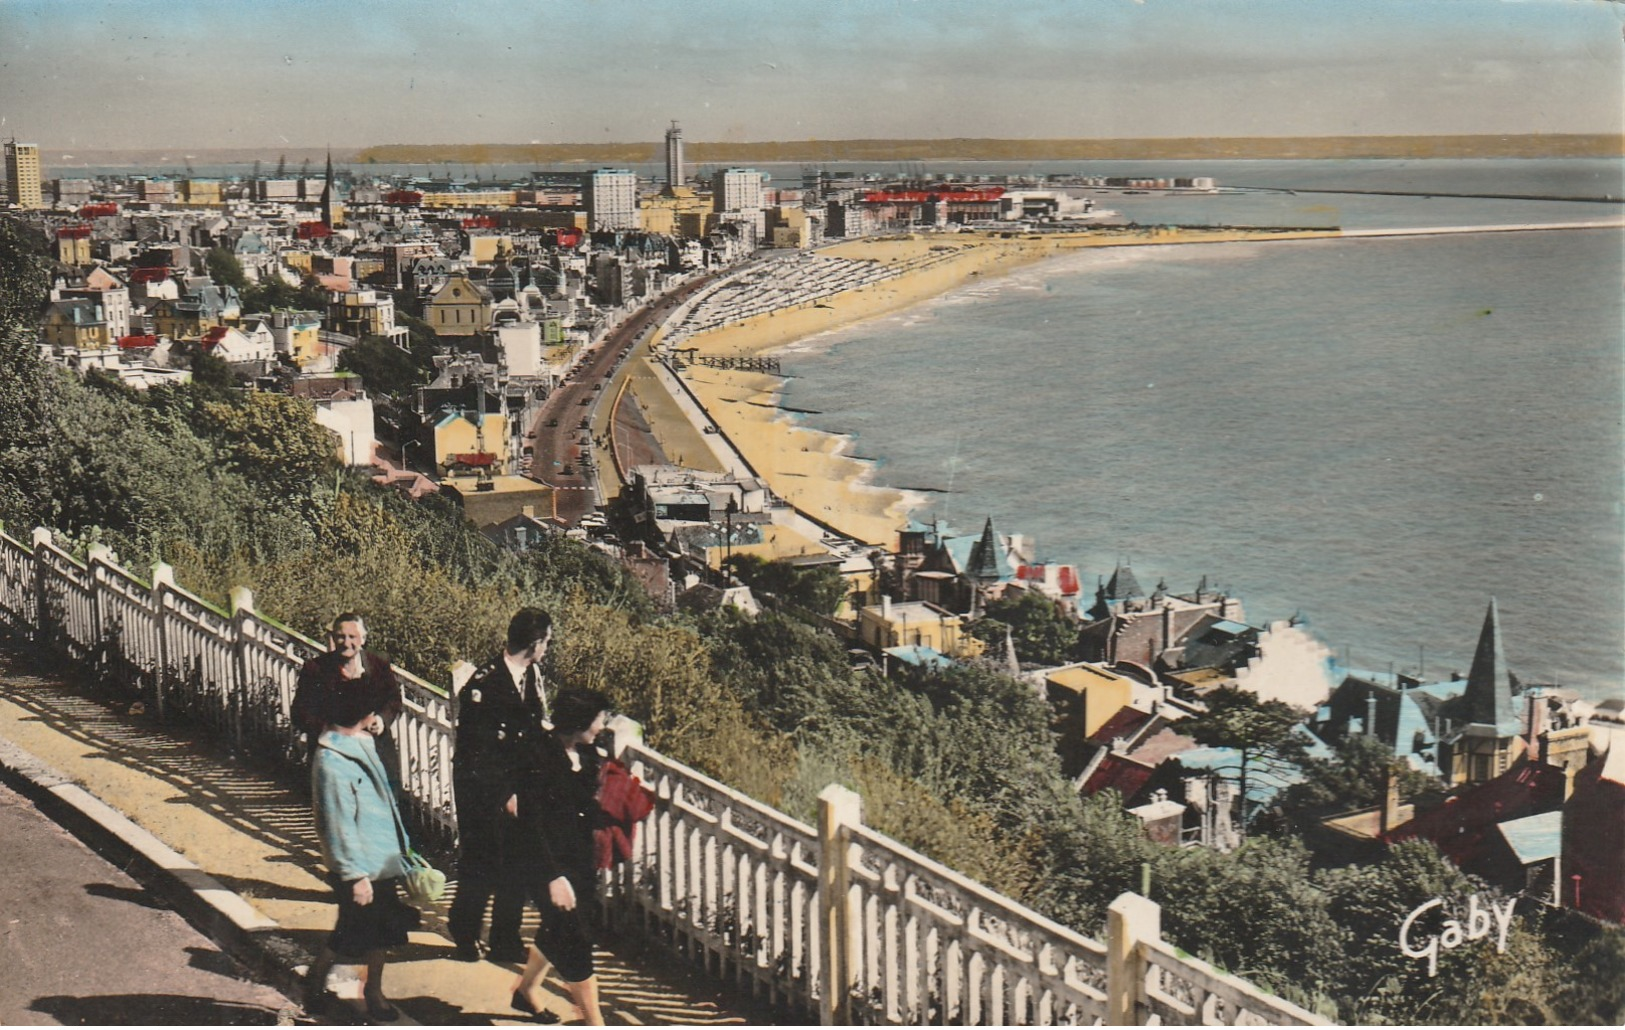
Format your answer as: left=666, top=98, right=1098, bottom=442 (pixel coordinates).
left=0, top=524, right=1329, bottom=1025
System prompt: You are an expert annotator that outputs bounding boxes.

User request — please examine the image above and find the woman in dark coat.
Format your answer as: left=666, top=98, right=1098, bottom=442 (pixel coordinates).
left=509, top=688, right=611, bottom=1025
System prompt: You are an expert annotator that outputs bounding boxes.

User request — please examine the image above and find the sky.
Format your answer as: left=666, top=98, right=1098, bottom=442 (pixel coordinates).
left=1, top=0, right=1621, bottom=150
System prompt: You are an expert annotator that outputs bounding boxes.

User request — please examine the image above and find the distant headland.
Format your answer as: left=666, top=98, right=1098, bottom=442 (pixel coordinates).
left=40, top=134, right=1625, bottom=169
left=353, top=135, right=1624, bottom=164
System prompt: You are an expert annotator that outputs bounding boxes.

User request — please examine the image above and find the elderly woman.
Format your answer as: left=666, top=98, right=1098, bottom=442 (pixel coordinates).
left=509, top=688, right=612, bottom=1026
left=291, top=613, right=403, bottom=783
left=302, top=691, right=420, bottom=1022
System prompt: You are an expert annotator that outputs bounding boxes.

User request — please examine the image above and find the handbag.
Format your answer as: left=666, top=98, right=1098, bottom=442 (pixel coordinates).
left=401, top=848, right=446, bottom=905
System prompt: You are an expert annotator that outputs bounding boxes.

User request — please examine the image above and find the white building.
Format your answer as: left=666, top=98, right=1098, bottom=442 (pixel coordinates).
left=587, top=169, right=638, bottom=231
left=313, top=392, right=376, bottom=466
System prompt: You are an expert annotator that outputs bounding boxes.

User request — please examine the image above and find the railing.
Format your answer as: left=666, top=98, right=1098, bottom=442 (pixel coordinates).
left=0, top=523, right=1330, bottom=1026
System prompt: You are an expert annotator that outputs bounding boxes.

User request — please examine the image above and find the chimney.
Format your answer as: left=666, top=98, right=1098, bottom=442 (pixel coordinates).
left=521, top=504, right=535, bottom=519
left=1379, top=764, right=1402, bottom=836
left=1366, top=692, right=1379, bottom=739
left=1526, top=687, right=1546, bottom=754
left=881, top=594, right=892, bottom=619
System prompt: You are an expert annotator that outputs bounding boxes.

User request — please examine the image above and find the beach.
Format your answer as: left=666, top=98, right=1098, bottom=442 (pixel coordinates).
left=644, top=228, right=1339, bottom=548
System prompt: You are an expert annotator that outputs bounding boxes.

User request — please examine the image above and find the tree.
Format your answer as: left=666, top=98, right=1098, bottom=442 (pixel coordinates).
left=966, top=589, right=1077, bottom=666
left=1275, top=733, right=1440, bottom=840
left=339, top=334, right=428, bottom=397
left=196, top=391, right=339, bottom=503
left=204, top=247, right=250, bottom=292
left=1182, top=686, right=1308, bottom=831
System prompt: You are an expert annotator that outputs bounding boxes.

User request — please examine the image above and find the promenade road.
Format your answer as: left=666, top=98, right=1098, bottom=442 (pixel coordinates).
left=0, top=645, right=760, bottom=1026
left=0, top=779, right=294, bottom=1026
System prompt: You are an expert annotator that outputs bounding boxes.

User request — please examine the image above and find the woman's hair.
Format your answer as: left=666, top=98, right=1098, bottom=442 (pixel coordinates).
left=330, top=612, right=366, bottom=634
left=551, top=687, right=610, bottom=736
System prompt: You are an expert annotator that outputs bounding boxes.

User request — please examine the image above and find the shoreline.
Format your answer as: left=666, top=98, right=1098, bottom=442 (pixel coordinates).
left=657, top=219, right=1623, bottom=550
left=666, top=228, right=1339, bottom=547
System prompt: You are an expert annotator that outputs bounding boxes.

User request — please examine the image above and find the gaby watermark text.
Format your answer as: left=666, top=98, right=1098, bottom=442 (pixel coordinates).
left=1399, top=894, right=1516, bottom=977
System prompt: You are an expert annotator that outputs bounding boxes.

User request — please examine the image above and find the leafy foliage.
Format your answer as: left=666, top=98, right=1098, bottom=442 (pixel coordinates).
left=723, top=552, right=849, bottom=615
left=966, top=589, right=1078, bottom=666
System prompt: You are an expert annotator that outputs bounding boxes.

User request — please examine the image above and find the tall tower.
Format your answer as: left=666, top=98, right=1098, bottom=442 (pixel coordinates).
left=320, top=149, right=338, bottom=228
left=664, top=120, right=685, bottom=189
left=4, top=140, right=44, bottom=209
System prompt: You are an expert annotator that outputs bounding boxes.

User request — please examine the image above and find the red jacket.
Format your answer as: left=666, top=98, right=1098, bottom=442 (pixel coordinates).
left=594, top=758, right=655, bottom=870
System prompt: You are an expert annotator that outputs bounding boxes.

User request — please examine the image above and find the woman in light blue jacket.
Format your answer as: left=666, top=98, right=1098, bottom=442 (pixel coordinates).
left=302, top=692, right=419, bottom=1021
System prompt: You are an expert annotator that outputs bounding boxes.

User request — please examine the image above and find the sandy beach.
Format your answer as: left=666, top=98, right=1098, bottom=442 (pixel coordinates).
left=656, top=227, right=1338, bottom=549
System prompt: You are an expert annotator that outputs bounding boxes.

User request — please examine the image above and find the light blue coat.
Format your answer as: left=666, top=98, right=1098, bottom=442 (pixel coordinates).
left=312, top=731, right=408, bottom=883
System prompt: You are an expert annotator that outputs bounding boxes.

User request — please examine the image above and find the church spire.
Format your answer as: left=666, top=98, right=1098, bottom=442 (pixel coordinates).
left=1463, top=597, right=1515, bottom=727
left=320, top=148, right=336, bottom=228
left=965, top=516, right=1002, bottom=583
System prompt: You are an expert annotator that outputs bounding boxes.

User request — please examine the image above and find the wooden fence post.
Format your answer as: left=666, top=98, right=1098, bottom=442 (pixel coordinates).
left=818, top=783, right=863, bottom=1026
left=1107, top=891, right=1160, bottom=1026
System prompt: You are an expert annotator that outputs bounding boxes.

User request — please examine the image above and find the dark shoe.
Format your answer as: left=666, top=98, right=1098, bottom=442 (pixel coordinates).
left=487, top=942, right=528, bottom=963
left=364, top=996, right=400, bottom=1022
left=512, top=990, right=559, bottom=1023
left=451, top=934, right=486, bottom=962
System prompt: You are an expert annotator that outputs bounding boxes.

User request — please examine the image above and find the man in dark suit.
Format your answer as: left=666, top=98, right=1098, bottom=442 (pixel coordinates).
left=448, top=607, right=553, bottom=963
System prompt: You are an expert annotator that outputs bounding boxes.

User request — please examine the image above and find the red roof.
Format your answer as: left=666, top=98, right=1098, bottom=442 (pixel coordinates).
left=130, top=266, right=170, bottom=284
left=449, top=452, right=496, bottom=467
left=56, top=225, right=92, bottom=239
left=384, top=190, right=423, bottom=206
left=297, top=221, right=333, bottom=239
left=862, top=188, right=1006, bottom=204
left=462, top=216, right=497, bottom=229
left=1384, top=759, right=1567, bottom=870
left=1081, top=752, right=1157, bottom=802
left=80, top=203, right=119, bottom=218
left=116, top=334, right=158, bottom=349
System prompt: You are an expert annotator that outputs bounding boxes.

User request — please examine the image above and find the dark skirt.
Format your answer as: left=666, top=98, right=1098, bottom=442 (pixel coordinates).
left=529, top=875, right=596, bottom=983
left=327, top=876, right=419, bottom=957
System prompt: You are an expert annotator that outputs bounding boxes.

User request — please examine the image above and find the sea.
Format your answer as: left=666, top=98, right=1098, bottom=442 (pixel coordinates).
left=765, top=159, right=1624, bottom=702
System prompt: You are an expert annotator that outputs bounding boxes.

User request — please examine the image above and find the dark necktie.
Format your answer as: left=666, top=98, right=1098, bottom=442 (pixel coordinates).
left=524, top=665, right=548, bottom=720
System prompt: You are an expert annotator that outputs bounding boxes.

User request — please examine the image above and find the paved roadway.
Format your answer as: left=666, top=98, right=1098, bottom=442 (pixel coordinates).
left=526, top=273, right=721, bottom=527
left=0, top=780, right=295, bottom=1026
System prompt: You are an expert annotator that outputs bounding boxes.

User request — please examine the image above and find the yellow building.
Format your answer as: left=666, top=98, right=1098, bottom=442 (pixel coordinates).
left=41, top=298, right=109, bottom=349
left=180, top=180, right=222, bottom=204
left=467, top=236, right=515, bottom=264
left=5, top=141, right=44, bottom=209
left=641, top=186, right=710, bottom=237
left=432, top=408, right=508, bottom=475
left=856, top=598, right=978, bottom=658
left=1045, top=662, right=1137, bottom=741
left=57, top=234, right=92, bottom=265
left=421, top=190, right=517, bottom=209
left=425, top=274, right=493, bottom=337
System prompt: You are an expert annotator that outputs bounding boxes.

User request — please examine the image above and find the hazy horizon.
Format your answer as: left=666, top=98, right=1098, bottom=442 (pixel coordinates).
left=3, top=0, right=1620, bottom=152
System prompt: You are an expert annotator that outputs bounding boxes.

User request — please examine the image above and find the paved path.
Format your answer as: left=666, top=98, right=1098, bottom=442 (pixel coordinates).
left=0, top=645, right=760, bottom=1026
left=0, top=779, right=295, bottom=1026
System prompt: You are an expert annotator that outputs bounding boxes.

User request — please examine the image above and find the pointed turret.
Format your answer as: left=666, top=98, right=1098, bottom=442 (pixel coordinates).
left=965, top=516, right=1002, bottom=583
left=1104, top=561, right=1143, bottom=601
left=1463, top=598, right=1516, bottom=728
